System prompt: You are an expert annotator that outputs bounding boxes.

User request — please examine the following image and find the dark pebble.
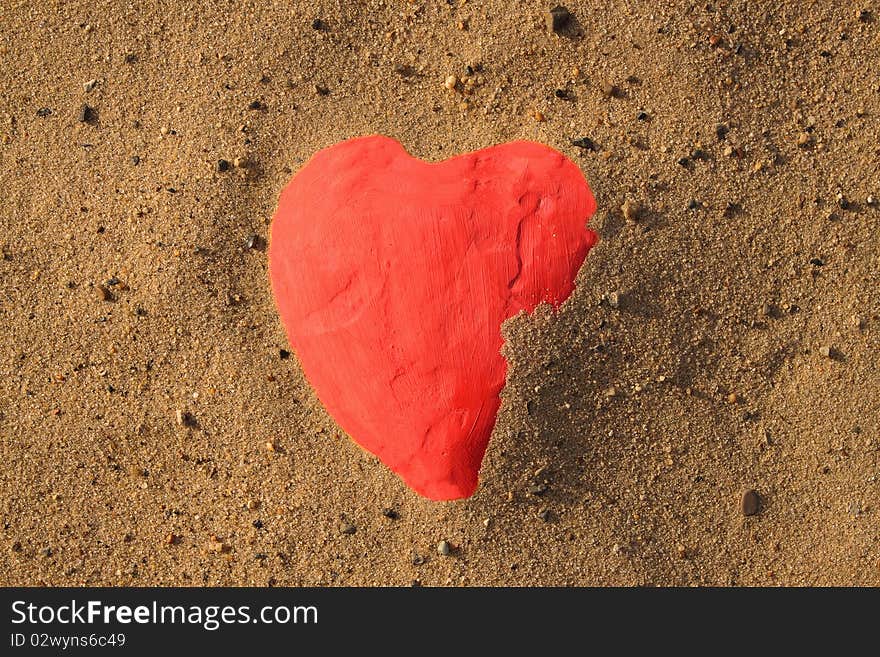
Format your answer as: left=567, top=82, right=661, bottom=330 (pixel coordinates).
left=78, top=104, right=96, bottom=123
left=636, top=111, right=649, bottom=121
left=314, top=84, right=330, bottom=96
left=217, top=159, right=230, bottom=172
left=571, top=136, right=597, bottom=151
left=381, top=508, right=399, bottom=520
left=246, top=234, right=264, bottom=250
left=36, top=107, right=52, bottom=117
left=691, top=148, right=710, bottom=160
left=97, top=285, right=114, bottom=302
left=554, top=88, right=571, bottom=100
left=715, top=123, right=729, bottom=140
left=131, top=155, right=140, bottom=165
left=311, top=18, right=325, bottom=30
left=279, top=349, right=290, bottom=359
left=687, top=199, right=700, bottom=210
left=677, top=157, right=690, bottom=167
left=252, top=519, right=263, bottom=529
left=741, top=489, right=761, bottom=516
left=546, top=5, right=572, bottom=33
left=809, top=257, right=824, bottom=266
left=248, top=100, right=265, bottom=111
left=538, top=509, right=551, bottom=522
left=411, top=552, right=425, bottom=566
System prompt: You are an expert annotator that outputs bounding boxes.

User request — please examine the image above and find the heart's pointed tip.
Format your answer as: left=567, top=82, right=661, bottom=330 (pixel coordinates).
left=411, top=475, right=479, bottom=502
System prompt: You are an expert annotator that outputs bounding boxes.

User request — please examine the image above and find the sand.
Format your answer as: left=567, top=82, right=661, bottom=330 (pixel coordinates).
left=1, top=1, right=878, bottom=586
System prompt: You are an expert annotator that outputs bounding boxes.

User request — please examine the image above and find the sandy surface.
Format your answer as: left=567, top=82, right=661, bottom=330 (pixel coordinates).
left=1, top=1, right=878, bottom=586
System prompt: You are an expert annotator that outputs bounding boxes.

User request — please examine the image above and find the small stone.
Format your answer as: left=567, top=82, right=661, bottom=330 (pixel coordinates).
left=159, top=125, right=169, bottom=135
left=727, top=392, right=739, bottom=404
left=36, top=107, right=52, bottom=117
left=715, top=124, right=729, bottom=140
left=528, top=483, right=548, bottom=496
left=381, top=508, right=399, bottom=520
left=175, top=409, right=185, bottom=425
left=636, top=111, right=649, bottom=121
left=677, top=156, right=690, bottom=167
left=131, top=155, right=140, bottom=165
left=246, top=499, right=259, bottom=510
left=546, top=6, right=572, bottom=34
left=741, top=489, right=761, bottom=516
left=607, top=291, right=621, bottom=308
left=601, top=81, right=617, bottom=98
left=571, top=136, right=597, bottom=151
left=443, top=75, right=457, bottom=91
left=761, top=302, right=775, bottom=317
left=206, top=535, right=230, bottom=552
left=797, top=132, right=811, bottom=146
left=252, top=519, right=263, bottom=529
left=217, top=159, right=230, bottom=172
left=723, top=145, right=734, bottom=156
left=265, top=441, right=277, bottom=452
left=77, top=104, right=96, bottom=123
left=537, top=508, right=551, bottom=522
left=247, top=100, right=265, bottom=110
left=83, top=78, right=98, bottom=92
left=164, top=533, right=176, bottom=545
left=411, top=551, right=425, bottom=566
left=311, top=18, right=325, bottom=30
left=437, top=540, right=451, bottom=556
left=818, top=345, right=833, bottom=358
left=233, top=156, right=247, bottom=168
left=866, top=195, right=876, bottom=207
left=687, top=199, right=700, bottom=210
left=96, top=284, right=113, bottom=302
left=621, top=198, right=638, bottom=223
left=246, top=234, right=263, bottom=250
left=532, top=109, right=546, bottom=122
left=339, top=521, right=356, bottom=535
left=604, top=386, right=618, bottom=398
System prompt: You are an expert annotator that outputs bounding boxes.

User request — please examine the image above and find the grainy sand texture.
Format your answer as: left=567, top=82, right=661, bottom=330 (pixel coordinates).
left=1, top=1, right=878, bottom=586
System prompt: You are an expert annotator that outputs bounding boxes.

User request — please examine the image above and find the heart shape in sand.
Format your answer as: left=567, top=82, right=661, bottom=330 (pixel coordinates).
left=269, top=136, right=597, bottom=500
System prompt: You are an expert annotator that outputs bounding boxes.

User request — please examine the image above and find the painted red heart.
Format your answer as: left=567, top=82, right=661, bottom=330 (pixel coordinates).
left=269, top=136, right=597, bottom=500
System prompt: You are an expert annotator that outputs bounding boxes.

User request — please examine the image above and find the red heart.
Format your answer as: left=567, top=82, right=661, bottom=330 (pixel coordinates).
left=269, top=136, right=597, bottom=500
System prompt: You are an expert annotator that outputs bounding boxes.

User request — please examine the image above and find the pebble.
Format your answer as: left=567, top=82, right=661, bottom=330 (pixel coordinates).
left=131, top=155, right=140, bottom=165
left=797, top=132, right=811, bottom=146
left=217, top=159, right=230, bottom=172
left=621, top=198, right=638, bottom=223
left=607, top=291, right=621, bottom=308
left=546, top=6, right=573, bottom=34
left=83, top=78, right=98, bottom=93
left=443, top=75, right=457, bottom=91
left=531, top=109, right=546, bottom=122
left=96, top=284, right=113, bottom=302
left=537, top=508, right=551, bottom=522
left=77, top=104, right=95, bottom=123
left=381, top=508, right=399, bottom=520
left=246, top=234, right=263, bottom=250
left=247, top=100, right=265, bottom=110
left=339, top=521, right=356, bottom=535
left=866, top=195, right=876, bottom=207
left=636, top=111, right=649, bottom=121
left=722, top=145, right=734, bottom=157
left=601, top=81, right=617, bottom=98
left=411, top=551, right=425, bottom=566
left=311, top=18, right=325, bottom=30
left=570, top=136, right=597, bottom=151
left=36, top=107, right=52, bottom=117
left=741, top=489, right=761, bottom=516
left=437, top=540, right=451, bottom=556
left=715, top=124, right=729, bottom=140
left=246, top=499, right=259, bottom=510
left=818, top=345, right=833, bottom=358
left=687, top=199, right=699, bottom=210
left=528, top=483, right=548, bottom=496
left=233, top=156, right=246, bottom=168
